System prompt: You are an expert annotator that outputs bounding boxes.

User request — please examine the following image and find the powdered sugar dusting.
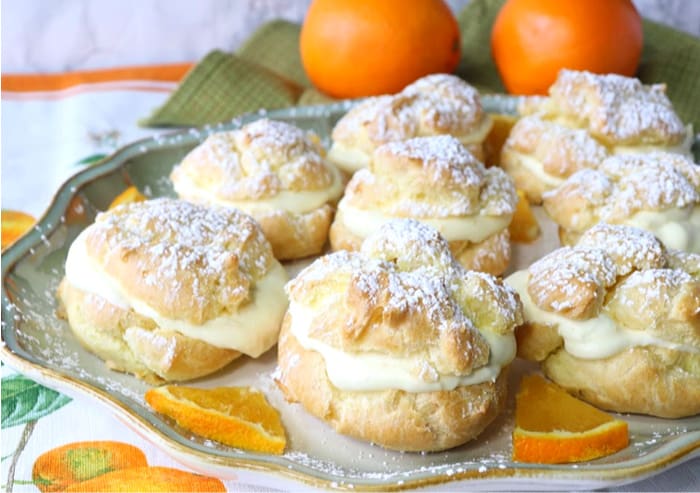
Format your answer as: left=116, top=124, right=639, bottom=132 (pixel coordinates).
left=528, top=246, right=617, bottom=314
left=504, top=115, right=608, bottom=177
left=403, top=73, right=485, bottom=134
left=93, top=198, right=274, bottom=319
left=290, top=219, right=522, bottom=338
left=345, top=135, right=516, bottom=218
left=528, top=223, right=698, bottom=318
left=174, top=118, right=334, bottom=200
left=545, top=152, right=700, bottom=223
left=331, top=74, right=487, bottom=149
left=549, top=69, right=687, bottom=144
left=577, top=223, right=666, bottom=276
left=378, top=135, right=483, bottom=187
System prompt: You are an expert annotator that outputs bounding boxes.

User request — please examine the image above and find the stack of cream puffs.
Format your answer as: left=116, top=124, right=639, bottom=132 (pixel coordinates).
left=330, top=134, right=517, bottom=275
left=170, top=118, right=344, bottom=260
left=501, top=69, right=693, bottom=203
left=276, top=219, right=523, bottom=451
left=57, top=198, right=288, bottom=382
left=328, top=73, right=493, bottom=174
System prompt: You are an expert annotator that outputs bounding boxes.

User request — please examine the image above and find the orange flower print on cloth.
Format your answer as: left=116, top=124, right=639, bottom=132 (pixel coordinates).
left=62, top=466, right=226, bottom=492
left=32, top=441, right=147, bottom=492
left=32, top=441, right=225, bottom=492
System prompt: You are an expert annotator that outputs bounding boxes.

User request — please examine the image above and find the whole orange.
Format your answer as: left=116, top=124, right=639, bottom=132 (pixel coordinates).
left=300, top=0, right=461, bottom=99
left=491, top=0, right=643, bottom=95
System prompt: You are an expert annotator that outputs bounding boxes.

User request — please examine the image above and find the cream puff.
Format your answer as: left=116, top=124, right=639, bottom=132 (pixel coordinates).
left=327, top=73, right=492, bottom=174
left=330, top=135, right=517, bottom=275
left=520, top=69, right=693, bottom=156
left=275, top=219, right=523, bottom=451
left=505, top=223, right=700, bottom=418
left=57, top=198, right=288, bottom=382
left=500, top=115, right=609, bottom=203
left=170, top=118, right=344, bottom=260
left=542, top=151, right=700, bottom=251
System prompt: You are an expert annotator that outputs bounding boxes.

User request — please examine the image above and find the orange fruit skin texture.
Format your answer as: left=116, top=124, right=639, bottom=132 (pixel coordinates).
left=300, top=0, right=461, bottom=99
left=513, top=422, right=629, bottom=464
left=62, top=466, right=226, bottom=492
left=491, top=0, right=643, bottom=95
left=32, top=441, right=147, bottom=492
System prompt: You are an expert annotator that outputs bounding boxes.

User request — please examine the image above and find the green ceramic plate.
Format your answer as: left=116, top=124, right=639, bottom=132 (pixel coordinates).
left=2, top=98, right=699, bottom=491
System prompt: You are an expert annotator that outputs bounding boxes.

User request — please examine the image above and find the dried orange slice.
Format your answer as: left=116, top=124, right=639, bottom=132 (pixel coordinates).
left=108, top=186, right=146, bottom=210
left=483, top=113, right=518, bottom=167
left=145, top=385, right=286, bottom=455
left=1, top=210, right=36, bottom=251
left=508, top=189, right=541, bottom=243
left=513, top=374, right=628, bottom=464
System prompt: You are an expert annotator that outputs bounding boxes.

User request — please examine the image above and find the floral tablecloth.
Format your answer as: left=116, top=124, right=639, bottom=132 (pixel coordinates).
left=1, top=67, right=698, bottom=493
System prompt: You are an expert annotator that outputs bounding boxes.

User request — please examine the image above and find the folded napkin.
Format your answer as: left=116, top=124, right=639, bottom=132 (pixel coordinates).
left=140, top=0, right=700, bottom=132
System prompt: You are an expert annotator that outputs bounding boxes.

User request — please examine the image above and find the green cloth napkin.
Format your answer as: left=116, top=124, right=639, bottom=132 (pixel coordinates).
left=140, top=0, right=700, bottom=132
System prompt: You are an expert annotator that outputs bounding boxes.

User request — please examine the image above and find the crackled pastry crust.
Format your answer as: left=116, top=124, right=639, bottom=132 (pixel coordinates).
left=328, top=74, right=492, bottom=174
left=170, top=118, right=343, bottom=260
left=520, top=69, right=690, bottom=150
left=507, top=223, right=700, bottom=418
left=543, top=152, right=700, bottom=251
left=275, top=219, right=523, bottom=451
left=57, top=198, right=287, bottom=382
left=500, top=115, right=609, bottom=204
left=502, top=70, right=692, bottom=204
left=329, top=135, right=517, bottom=275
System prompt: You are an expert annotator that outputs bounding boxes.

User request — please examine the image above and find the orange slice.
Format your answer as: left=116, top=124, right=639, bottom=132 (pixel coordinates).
left=145, top=385, right=286, bottom=455
left=1, top=210, right=36, bottom=251
left=483, top=113, right=517, bottom=167
left=108, top=186, right=146, bottom=210
left=513, top=374, right=628, bottom=464
left=508, top=189, right=541, bottom=243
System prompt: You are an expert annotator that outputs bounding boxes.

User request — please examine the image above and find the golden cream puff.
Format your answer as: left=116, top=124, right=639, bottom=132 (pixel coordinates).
left=506, top=223, right=700, bottom=418
left=330, top=135, right=517, bottom=275
left=276, top=219, right=523, bottom=451
left=542, top=151, right=700, bottom=251
left=500, top=115, right=609, bottom=203
left=327, top=74, right=492, bottom=174
left=520, top=69, right=693, bottom=156
left=57, top=198, right=288, bottom=382
left=170, top=118, right=344, bottom=260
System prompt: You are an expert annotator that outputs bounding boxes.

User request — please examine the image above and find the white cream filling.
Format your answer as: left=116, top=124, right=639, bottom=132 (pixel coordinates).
left=65, top=229, right=288, bottom=357
left=327, top=143, right=371, bottom=174
left=505, top=270, right=699, bottom=359
left=622, top=206, right=700, bottom=253
left=612, top=125, right=695, bottom=157
left=287, top=302, right=516, bottom=392
left=335, top=202, right=510, bottom=243
left=507, top=151, right=566, bottom=187
left=173, top=164, right=344, bottom=214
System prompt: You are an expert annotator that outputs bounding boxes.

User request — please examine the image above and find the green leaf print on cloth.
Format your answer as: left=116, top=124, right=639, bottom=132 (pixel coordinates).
left=2, top=374, right=71, bottom=428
